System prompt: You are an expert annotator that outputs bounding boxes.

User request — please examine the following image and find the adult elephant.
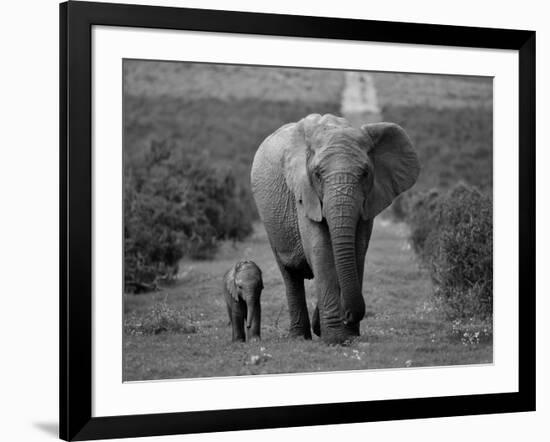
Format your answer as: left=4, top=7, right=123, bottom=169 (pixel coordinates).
left=251, top=113, right=420, bottom=344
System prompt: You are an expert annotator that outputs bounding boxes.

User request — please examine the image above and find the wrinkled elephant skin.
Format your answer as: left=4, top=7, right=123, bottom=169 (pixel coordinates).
left=251, top=114, right=420, bottom=344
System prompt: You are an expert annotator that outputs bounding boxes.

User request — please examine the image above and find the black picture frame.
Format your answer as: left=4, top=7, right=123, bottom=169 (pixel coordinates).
left=60, top=1, right=536, bottom=440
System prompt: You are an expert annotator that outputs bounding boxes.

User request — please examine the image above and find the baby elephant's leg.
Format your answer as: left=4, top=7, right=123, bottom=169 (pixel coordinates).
left=231, top=299, right=247, bottom=342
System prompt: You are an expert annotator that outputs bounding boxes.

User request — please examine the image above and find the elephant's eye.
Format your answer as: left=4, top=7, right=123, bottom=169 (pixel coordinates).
left=314, top=170, right=322, bottom=180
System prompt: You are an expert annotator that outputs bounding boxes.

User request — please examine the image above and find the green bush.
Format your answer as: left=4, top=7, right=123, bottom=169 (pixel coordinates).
left=124, top=140, right=253, bottom=293
left=408, top=184, right=492, bottom=319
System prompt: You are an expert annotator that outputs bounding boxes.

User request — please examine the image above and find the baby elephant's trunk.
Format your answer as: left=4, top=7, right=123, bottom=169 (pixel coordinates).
left=246, top=302, right=261, bottom=340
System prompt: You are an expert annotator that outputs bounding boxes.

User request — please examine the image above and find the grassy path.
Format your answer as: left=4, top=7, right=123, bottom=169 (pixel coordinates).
left=124, top=219, right=492, bottom=381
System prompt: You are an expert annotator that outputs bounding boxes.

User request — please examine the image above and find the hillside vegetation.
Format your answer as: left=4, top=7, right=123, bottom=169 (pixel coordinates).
left=372, top=72, right=493, bottom=192
left=123, top=61, right=345, bottom=290
left=124, top=61, right=345, bottom=101
left=124, top=61, right=344, bottom=167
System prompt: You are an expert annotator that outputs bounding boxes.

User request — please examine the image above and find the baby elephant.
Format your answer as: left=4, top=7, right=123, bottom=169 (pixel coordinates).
left=223, top=261, right=263, bottom=342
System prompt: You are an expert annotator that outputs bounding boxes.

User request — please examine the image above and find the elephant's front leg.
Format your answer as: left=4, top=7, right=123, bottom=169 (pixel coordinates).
left=312, top=300, right=359, bottom=339
left=278, top=264, right=312, bottom=340
left=310, top=238, right=360, bottom=344
left=314, top=220, right=373, bottom=339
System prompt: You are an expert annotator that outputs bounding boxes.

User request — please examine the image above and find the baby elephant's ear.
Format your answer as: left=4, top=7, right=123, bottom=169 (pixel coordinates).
left=361, top=123, right=420, bottom=220
left=226, top=267, right=239, bottom=301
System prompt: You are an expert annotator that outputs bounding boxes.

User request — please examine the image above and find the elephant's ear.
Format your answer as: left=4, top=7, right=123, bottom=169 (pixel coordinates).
left=361, top=123, right=420, bottom=220
left=284, top=115, right=323, bottom=222
left=225, top=267, right=239, bottom=302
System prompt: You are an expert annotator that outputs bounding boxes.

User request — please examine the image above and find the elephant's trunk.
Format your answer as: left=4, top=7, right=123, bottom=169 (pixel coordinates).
left=325, top=177, right=366, bottom=325
left=246, top=304, right=255, bottom=329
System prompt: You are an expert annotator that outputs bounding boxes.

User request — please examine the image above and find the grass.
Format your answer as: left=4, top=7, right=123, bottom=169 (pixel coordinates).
left=124, top=297, right=197, bottom=336
left=371, top=72, right=492, bottom=109
left=123, top=219, right=492, bottom=381
left=123, top=60, right=345, bottom=102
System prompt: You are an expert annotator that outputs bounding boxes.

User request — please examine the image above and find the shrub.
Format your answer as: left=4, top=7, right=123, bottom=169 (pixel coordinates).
left=408, top=184, right=492, bottom=319
left=405, top=189, right=441, bottom=255
left=124, top=140, right=254, bottom=293
left=124, top=299, right=197, bottom=335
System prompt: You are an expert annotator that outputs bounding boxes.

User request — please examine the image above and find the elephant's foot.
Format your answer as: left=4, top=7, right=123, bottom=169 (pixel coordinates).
left=321, top=322, right=360, bottom=345
left=314, top=306, right=360, bottom=342
left=247, top=334, right=261, bottom=343
left=288, top=326, right=312, bottom=340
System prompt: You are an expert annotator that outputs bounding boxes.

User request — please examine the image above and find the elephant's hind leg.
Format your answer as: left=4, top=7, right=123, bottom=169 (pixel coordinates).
left=278, top=264, right=312, bottom=340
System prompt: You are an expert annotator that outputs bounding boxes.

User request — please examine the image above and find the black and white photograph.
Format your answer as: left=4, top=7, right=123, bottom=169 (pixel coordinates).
left=122, top=60, right=493, bottom=381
